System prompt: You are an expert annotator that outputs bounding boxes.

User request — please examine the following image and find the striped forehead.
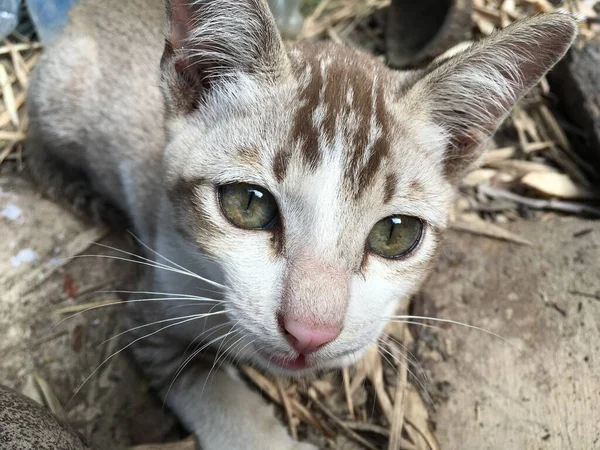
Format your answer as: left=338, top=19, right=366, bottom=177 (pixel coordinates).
left=281, top=44, right=395, bottom=198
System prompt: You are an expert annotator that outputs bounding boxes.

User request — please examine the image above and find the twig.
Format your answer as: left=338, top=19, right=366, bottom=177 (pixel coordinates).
left=342, top=366, right=354, bottom=419
left=342, top=421, right=390, bottom=437
left=569, top=290, right=600, bottom=301
left=242, top=367, right=334, bottom=437
left=479, top=184, right=600, bottom=218
left=129, top=437, right=197, bottom=450
left=0, top=62, right=19, bottom=127
left=388, top=340, right=408, bottom=450
left=276, top=378, right=298, bottom=440
left=307, top=388, right=380, bottom=450
left=0, top=42, right=42, bottom=55
left=450, top=220, right=533, bottom=246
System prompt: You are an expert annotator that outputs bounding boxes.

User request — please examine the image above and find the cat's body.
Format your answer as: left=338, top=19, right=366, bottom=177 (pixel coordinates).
left=26, top=1, right=576, bottom=448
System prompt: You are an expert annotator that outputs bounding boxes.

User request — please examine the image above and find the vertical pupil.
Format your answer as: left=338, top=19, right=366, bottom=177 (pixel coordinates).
left=245, top=190, right=254, bottom=210
left=387, top=219, right=395, bottom=242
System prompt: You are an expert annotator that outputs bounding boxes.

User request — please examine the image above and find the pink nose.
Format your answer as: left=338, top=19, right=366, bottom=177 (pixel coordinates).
left=283, top=319, right=341, bottom=354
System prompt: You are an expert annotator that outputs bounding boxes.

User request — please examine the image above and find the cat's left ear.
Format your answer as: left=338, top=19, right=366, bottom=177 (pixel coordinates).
left=405, top=13, right=577, bottom=181
left=161, top=0, right=291, bottom=114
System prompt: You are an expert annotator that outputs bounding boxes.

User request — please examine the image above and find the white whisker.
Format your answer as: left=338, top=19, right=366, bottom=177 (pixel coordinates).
left=66, top=254, right=212, bottom=283
left=387, top=315, right=516, bottom=348
left=99, top=289, right=224, bottom=298
left=164, top=327, right=240, bottom=405
left=377, top=340, right=433, bottom=405
left=99, top=310, right=230, bottom=346
left=127, top=231, right=226, bottom=289
left=381, top=333, right=429, bottom=383
left=211, top=333, right=247, bottom=376
left=69, top=314, right=208, bottom=405
left=53, top=296, right=223, bottom=329
left=231, top=338, right=256, bottom=366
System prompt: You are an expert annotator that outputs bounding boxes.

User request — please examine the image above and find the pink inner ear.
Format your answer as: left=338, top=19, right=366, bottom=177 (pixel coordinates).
left=168, top=0, right=196, bottom=49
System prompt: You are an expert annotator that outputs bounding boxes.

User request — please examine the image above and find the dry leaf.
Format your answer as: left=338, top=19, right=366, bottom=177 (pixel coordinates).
left=129, top=437, right=197, bottom=450
left=451, top=219, right=533, bottom=246
left=63, top=274, right=79, bottom=297
left=71, top=324, right=85, bottom=352
left=488, top=159, right=558, bottom=175
left=483, top=146, right=515, bottom=164
left=404, top=386, right=440, bottom=450
left=520, top=172, right=599, bottom=200
left=363, top=347, right=393, bottom=423
left=463, top=169, right=498, bottom=187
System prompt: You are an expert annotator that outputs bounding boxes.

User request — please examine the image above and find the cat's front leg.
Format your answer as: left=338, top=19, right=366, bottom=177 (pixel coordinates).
left=162, top=360, right=316, bottom=450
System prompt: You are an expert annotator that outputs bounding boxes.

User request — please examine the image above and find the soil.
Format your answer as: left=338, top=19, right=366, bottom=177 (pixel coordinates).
left=419, top=218, right=600, bottom=449
left=1, top=172, right=599, bottom=449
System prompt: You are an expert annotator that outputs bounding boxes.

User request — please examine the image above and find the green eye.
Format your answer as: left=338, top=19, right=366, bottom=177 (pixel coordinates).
left=219, top=183, right=278, bottom=230
left=367, top=215, right=423, bottom=258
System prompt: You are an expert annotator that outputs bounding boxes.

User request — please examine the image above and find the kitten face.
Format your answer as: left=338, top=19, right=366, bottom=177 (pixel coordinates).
left=165, top=44, right=453, bottom=374
left=161, top=0, right=576, bottom=375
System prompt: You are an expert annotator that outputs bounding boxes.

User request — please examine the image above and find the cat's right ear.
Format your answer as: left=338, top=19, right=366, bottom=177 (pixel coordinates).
left=161, top=0, right=291, bottom=114
left=403, top=13, right=577, bottom=182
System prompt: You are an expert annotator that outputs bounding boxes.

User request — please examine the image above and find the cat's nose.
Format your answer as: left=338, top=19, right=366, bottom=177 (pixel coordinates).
left=282, top=319, right=341, bottom=354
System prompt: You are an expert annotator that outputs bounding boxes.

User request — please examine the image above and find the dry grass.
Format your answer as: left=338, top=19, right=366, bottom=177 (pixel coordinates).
left=0, top=1, right=598, bottom=449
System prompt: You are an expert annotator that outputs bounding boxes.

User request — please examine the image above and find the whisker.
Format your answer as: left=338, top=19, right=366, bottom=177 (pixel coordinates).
left=182, top=321, right=231, bottom=360
left=183, top=304, right=231, bottom=356
left=65, top=254, right=212, bottom=284
left=92, top=241, right=186, bottom=273
left=98, top=309, right=230, bottom=346
left=127, top=232, right=226, bottom=290
left=69, top=314, right=207, bottom=405
left=377, top=340, right=433, bottom=405
left=231, top=338, right=256, bottom=366
left=99, top=289, right=224, bottom=298
left=387, top=315, right=516, bottom=348
left=175, top=326, right=241, bottom=385
left=53, top=296, right=223, bottom=329
left=381, top=333, right=429, bottom=383
left=200, top=326, right=243, bottom=395
left=164, top=327, right=241, bottom=405
left=211, top=333, right=247, bottom=377
left=387, top=320, right=443, bottom=332
left=88, top=241, right=212, bottom=286
left=162, top=302, right=222, bottom=312
left=164, top=322, right=233, bottom=406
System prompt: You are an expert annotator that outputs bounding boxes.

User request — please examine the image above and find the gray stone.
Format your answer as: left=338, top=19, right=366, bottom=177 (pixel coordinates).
left=0, top=384, right=91, bottom=450
left=549, top=39, right=600, bottom=181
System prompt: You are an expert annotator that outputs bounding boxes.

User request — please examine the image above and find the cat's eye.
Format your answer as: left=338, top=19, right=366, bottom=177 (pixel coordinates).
left=367, top=215, right=423, bottom=258
left=219, top=183, right=278, bottom=230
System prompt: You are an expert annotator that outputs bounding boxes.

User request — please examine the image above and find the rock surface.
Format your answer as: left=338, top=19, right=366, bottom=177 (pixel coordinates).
left=419, top=217, right=600, bottom=449
left=549, top=39, right=600, bottom=181
left=0, top=384, right=91, bottom=450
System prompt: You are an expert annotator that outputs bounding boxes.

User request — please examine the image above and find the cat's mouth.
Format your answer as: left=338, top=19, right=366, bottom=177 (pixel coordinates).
left=253, top=345, right=366, bottom=374
left=268, top=354, right=308, bottom=370
left=253, top=349, right=314, bottom=372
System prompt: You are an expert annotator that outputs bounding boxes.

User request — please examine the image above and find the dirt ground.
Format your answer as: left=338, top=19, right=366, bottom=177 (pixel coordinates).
left=0, top=175, right=184, bottom=449
left=419, top=219, right=600, bottom=449
left=1, top=171, right=599, bottom=449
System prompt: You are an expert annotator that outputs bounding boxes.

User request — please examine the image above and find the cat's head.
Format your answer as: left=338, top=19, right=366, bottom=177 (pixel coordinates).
left=159, top=0, right=576, bottom=375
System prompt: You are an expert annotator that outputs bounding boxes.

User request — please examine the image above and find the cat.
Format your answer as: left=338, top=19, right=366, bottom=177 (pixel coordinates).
left=25, top=1, right=576, bottom=448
